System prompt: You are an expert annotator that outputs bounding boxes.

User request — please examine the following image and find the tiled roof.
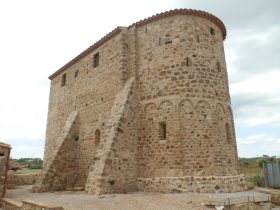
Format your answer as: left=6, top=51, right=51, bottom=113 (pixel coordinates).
left=128, top=8, right=226, bottom=39
left=0, top=142, right=11, bottom=148
left=49, top=9, right=226, bottom=80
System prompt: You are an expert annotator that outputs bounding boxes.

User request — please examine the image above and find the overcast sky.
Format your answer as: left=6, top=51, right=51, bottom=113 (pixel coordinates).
left=0, top=0, right=279, bottom=158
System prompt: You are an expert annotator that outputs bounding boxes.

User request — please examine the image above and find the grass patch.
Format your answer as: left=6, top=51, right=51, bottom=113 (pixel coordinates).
left=14, top=169, right=42, bottom=174
left=239, top=156, right=279, bottom=187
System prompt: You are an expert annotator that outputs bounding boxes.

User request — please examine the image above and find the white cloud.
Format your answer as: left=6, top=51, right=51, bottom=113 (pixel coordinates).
left=238, top=133, right=277, bottom=145
left=230, top=70, right=280, bottom=127
left=230, top=70, right=280, bottom=95
left=237, top=133, right=280, bottom=157
left=10, top=145, right=44, bottom=159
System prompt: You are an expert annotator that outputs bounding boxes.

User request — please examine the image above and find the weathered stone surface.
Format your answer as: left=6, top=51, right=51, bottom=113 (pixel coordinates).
left=1, top=198, right=64, bottom=210
left=8, top=172, right=41, bottom=187
left=271, top=189, right=280, bottom=205
left=37, top=9, right=245, bottom=194
left=0, top=142, right=11, bottom=198
left=138, top=175, right=246, bottom=193
left=1, top=198, right=22, bottom=210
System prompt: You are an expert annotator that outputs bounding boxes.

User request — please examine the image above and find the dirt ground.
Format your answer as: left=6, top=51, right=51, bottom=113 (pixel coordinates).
left=6, top=185, right=280, bottom=210
left=6, top=185, right=214, bottom=210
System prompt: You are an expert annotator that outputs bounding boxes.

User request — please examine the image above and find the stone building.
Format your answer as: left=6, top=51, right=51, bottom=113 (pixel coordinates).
left=35, top=9, right=245, bottom=194
left=0, top=142, right=11, bottom=197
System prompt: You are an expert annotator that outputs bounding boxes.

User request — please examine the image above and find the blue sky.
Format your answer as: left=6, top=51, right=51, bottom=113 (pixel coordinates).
left=0, top=0, right=279, bottom=158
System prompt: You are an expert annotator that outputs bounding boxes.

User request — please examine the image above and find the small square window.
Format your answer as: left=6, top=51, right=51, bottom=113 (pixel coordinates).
left=93, top=52, right=99, bottom=68
left=61, top=73, right=66, bottom=87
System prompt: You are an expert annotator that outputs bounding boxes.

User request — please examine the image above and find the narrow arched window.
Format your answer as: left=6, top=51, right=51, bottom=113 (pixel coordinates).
left=225, top=123, right=231, bottom=143
left=94, top=129, right=101, bottom=146
left=159, top=122, right=167, bottom=140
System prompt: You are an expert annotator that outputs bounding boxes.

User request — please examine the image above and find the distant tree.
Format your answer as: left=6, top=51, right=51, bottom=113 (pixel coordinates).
left=244, top=161, right=249, bottom=167
left=258, top=159, right=267, bottom=168
left=262, top=155, right=269, bottom=158
left=269, top=157, right=275, bottom=162
left=8, top=159, right=21, bottom=171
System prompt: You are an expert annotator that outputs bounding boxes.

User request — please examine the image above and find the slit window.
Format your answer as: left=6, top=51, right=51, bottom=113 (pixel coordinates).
left=196, top=35, right=200, bottom=43
left=94, top=129, right=101, bottom=145
left=159, top=122, right=167, bottom=140
left=93, top=52, right=99, bottom=68
left=186, top=57, right=191, bottom=67
left=217, top=61, right=221, bottom=72
left=74, top=70, right=79, bottom=78
left=225, top=123, right=231, bottom=143
left=61, top=73, right=66, bottom=87
left=165, top=39, right=172, bottom=45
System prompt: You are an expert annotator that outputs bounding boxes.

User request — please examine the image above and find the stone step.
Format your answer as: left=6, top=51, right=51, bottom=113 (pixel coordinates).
left=255, top=187, right=272, bottom=194
left=1, top=198, right=64, bottom=210
left=22, top=199, right=63, bottom=210
left=1, top=198, right=22, bottom=210
left=206, top=193, right=271, bottom=206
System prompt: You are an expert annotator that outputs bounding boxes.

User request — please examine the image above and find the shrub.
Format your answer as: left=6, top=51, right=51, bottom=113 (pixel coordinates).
left=249, top=175, right=264, bottom=187
left=28, top=165, right=42, bottom=169
left=258, top=159, right=267, bottom=168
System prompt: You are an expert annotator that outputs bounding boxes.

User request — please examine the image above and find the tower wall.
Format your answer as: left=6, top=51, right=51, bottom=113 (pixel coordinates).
left=136, top=15, right=239, bottom=178
left=39, top=9, right=245, bottom=194
left=42, top=30, right=129, bottom=189
left=0, top=142, right=11, bottom=198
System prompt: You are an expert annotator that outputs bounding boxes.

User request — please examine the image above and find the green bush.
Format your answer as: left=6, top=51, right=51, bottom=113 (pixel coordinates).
left=241, top=161, right=249, bottom=167
left=249, top=175, right=264, bottom=187
left=258, top=159, right=267, bottom=168
left=28, top=165, right=42, bottom=169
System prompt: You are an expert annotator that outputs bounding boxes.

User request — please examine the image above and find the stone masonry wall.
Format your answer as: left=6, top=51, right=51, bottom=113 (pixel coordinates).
left=42, top=31, right=128, bottom=189
left=39, top=9, right=244, bottom=194
left=0, top=142, right=11, bottom=198
left=85, top=77, right=138, bottom=194
left=136, top=15, right=239, bottom=178
left=8, top=172, right=41, bottom=186
left=137, top=175, right=245, bottom=193
left=34, top=111, right=79, bottom=192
